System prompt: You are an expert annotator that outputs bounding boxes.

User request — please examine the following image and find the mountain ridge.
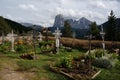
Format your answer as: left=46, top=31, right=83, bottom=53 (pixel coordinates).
left=53, top=14, right=92, bottom=29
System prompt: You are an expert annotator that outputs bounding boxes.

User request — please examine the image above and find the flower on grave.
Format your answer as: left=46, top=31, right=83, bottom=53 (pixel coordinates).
left=18, top=39, right=23, bottom=45
left=14, top=42, right=17, bottom=45
left=29, top=51, right=35, bottom=55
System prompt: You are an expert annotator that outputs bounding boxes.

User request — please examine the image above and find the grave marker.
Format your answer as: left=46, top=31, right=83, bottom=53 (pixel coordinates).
left=11, top=30, right=15, bottom=52
left=100, top=25, right=106, bottom=56
left=53, top=28, right=62, bottom=54
left=38, top=32, right=42, bottom=41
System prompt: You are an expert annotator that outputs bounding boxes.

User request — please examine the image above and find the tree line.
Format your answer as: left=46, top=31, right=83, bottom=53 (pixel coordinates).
left=0, top=16, right=32, bottom=36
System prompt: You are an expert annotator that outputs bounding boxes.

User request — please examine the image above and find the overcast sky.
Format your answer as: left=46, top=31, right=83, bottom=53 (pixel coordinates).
left=0, top=0, right=120, bottom=27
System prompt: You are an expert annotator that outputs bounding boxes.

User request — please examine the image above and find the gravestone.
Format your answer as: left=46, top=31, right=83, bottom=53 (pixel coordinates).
left=100, top=25, right=106, bottom=56
left=38, top=32, right=42, bottom=41
left=11, top=30, right=15, bottom=52
left=53, top=28, right=62, bottom=54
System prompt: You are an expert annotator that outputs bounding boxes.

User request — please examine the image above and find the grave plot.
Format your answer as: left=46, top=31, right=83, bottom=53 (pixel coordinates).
left=50, top=54, right=100, bottom=80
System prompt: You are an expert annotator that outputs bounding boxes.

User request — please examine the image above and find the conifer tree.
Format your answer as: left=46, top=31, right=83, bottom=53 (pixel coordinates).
left=90, top=22, right=99, bottom=39
left=62, top=20, right=73, bottom=38
left=106, top=10, right=116, bottom=41
left=0, top=16, right=11, bottom=35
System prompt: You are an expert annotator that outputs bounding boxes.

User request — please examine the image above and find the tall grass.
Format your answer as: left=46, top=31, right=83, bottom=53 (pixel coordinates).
left=48, top=37, right=120, bottom=50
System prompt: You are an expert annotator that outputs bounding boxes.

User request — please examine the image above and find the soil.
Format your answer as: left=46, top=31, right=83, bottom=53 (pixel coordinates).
left=0, top=68, right=37, bottom=80
left=0, top=57, right=36, bottom=80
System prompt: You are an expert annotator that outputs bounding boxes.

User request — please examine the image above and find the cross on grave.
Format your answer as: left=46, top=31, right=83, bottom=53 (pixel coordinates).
left=100, top=25, right=106, bottom=56
left=38, top=32, right=42, bottom=42
left=85, top=34, right=93, bottom=54
left=11, top=30, right=15, bottom=52
left=85, top=34, right=93, bottom=74
left=53, top=28, right=62, bottom=54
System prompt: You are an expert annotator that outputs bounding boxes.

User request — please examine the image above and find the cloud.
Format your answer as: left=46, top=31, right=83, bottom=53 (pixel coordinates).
left=90, top=1, right=107, bottom=9
left=0, top=0, right=120, bottom=26
left=18, top=4, right=38, bottom=11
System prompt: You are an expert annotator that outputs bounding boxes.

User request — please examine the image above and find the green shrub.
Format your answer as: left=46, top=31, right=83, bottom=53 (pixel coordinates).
left=39, top=41, right=54, bottom=46
left=94, top=49, right=104, bottom=58
left=55, top=57, right=72, bottom=69
left=92, top=58, right=112, bottom=69
left=16, top=45, right=27, bottom=53
left=115, top=61, right=120, bottom=70
left=73, top=56, right=80, bottom=61
left=0, top=41, right=11, bottom=53
left=117, top=56, right=120, bottom=61
left=109, top=53, right=118, bottom=60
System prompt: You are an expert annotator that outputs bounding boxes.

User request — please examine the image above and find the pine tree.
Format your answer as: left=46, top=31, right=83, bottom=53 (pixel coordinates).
left=106, top=10, right=116, bottom=41
left=90, top=22, right=99, bottom=39
left=62, top=20, right=73, bottom=38
left=0, top=16, right=11, bottom=35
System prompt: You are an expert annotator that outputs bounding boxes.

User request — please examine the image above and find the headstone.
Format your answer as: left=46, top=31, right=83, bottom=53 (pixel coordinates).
left=53, top=28, right=62, bottom=54
left=100, top=25, right=106, bottom=56
left=11, top=30, right=15, bottom=52
left=38, top=32, right=42, bottom=41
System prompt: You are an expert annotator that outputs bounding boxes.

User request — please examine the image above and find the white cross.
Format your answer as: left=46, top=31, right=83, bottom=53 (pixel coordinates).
left=11, top=30, right=15, bottom=52
left=100, top=25, right=106, bottom=56
left=53, top=28, right=62, bottom=54
left=100, top=25, right=105, bottom=40
left=38, top=32, right=42, bottom=41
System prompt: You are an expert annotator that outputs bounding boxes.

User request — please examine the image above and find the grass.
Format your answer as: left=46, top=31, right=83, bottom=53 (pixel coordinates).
left=16, top=49, right=81, bottom=80
left=0, top=44, right=120, bottom=80
left=0, top=48, right=81, bottom=80
left=93, top=61, right=120, bottom=80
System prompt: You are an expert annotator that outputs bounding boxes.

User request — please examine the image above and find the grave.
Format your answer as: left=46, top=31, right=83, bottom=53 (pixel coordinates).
left=100, top=25, right=106, bottom=56
left=11, top=30, right=15, bottom=52
left=38, top=32, right=42, bottom=42
left=53, top=28, right=62, bottom=54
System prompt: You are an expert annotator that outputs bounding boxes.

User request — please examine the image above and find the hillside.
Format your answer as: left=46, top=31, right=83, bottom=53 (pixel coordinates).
left=0, top=16, right=32, bottom=35
left=0, top=16, right=11, bottom=35
left=5, top=18, right=33, bottom=34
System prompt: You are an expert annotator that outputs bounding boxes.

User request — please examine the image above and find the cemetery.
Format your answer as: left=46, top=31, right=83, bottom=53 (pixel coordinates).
left=0, top=0, right=120, bottom=79
left=0, top=27, right=120, bottom=80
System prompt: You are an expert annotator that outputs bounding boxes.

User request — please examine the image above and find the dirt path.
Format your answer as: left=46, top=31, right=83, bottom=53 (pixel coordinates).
left=0, top=57, right=36, bottom=80
left=1, top=69, right=28, bottom=80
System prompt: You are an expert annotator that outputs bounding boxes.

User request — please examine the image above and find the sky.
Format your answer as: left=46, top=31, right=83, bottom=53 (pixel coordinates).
left=0, top=0, right=120, bottom=27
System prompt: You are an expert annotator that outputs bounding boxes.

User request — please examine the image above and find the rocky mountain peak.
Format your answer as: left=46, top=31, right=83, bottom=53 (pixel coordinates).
left=53, top=14, right=92, bottom=29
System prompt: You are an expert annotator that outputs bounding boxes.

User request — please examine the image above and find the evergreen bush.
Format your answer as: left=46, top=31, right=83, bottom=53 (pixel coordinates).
left=92, top=58, right=112, bottom=69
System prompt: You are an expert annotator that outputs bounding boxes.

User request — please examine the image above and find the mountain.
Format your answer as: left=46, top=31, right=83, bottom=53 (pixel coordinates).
left=20, top=22, right=43, bottom=31
left=51, top=14, right=92, bottom=38
left=53, top=14, right=64, bottom=28
left=20, top=22, right=34, bottom=27
left=53, top=14, right=92, bottom=29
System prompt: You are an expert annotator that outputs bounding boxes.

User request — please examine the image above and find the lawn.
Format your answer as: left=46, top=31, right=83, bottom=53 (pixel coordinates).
left=0, top=40, right=120, bottom=80
left=0, top=48, right=83, bottom=80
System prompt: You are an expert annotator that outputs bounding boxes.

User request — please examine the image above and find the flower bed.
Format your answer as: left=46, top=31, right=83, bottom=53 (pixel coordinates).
left=50, top=55, right=101, bottom=80
left=50, top=65, right=100, bottom=80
